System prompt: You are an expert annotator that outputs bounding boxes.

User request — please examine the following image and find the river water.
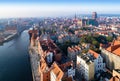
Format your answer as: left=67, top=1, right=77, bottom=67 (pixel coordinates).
left=0, top=30, right=33, bottom=81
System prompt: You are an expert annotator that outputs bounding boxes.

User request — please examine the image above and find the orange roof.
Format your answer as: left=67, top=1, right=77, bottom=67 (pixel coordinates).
left=59, top=61, right=73, bottom=71
left=40, top=58, right=47, bottom=72
left=112, top=39, right=120, bottom=46
left=107, top=45, right=120, bottom=52
left=43, top=72, right=50, bottom=81
left=88, top=50, right=99, bottom=58
left=106, top=37, right=120, bottom=56
left=110, top=76, right=120, bottom=81
left=68, top=47, right=74, bottom=52
left=51, top=62, right=64, bottom=81
left=113, top=47, right=120, bottom=56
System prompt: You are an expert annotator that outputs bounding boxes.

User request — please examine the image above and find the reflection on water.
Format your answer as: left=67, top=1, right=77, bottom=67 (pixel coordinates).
left=0, top=30, right=33, bottom=81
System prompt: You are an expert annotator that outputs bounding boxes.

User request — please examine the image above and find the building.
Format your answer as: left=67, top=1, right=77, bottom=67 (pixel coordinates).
left=70, top=34, right=80, bottom=43
left=77, top=19, right=88, bottom=27
left=92, top=12, right=97, bottom=19
left=88, top=50, right=105, bottom=73
left=4, top=26, right=17, bottom=34
left=77, top=19, right=98, bottom=27
left=100, top=37, right=120, bottom=71
left=110, top=69, right=120, bottom=81
left=59, top=61, right=75, bottom=80
left=87, top=19, right=98, bottom=27
left=77, top=53, right=94, bottom=81
left=76, top=49, right=105, bottom=81
left=29, top=29, right=75, bottom=81
left=67, top=46, right=81, bottom=68
left=39, top=57, right=50, bottom=81
left=50, top=62, right=64, bottom=81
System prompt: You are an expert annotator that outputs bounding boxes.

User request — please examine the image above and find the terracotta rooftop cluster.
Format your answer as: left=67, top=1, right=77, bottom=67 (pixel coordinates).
left=106, top=37, right=120, bottom=56
left=29, top=29, right=75, bottom=81
left=68, top=46, right=81, bottom=53
left=39, top=37, right=62, bottom=63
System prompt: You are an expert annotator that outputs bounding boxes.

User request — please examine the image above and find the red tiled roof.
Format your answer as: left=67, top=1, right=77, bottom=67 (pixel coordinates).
left=40, top=58, right=47, bottom=72
left=51, top=62, right=64, bottom=81
left=113, top=47, right=120, bottom=56
left=106, top=37, right=120, bottom=56
left=88, top=50, right=99, bottom=58
left=59, top=61, right=73, bottom=71
left=110, top=76, right=120, bottom=81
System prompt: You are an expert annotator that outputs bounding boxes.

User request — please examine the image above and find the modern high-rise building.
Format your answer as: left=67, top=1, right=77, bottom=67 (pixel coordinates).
left=92, top=12, right=97, bottom=19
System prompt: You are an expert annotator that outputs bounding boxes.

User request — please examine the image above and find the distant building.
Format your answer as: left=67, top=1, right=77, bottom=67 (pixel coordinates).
left=4, top=26, right=17, bottom=34
left=77, top=19, right=98, bottom=27
left=77, top=19, right=87, bottom=27
left=87, top=19, right=98, bottom=27
left=92, top=12, right=97, bottom=19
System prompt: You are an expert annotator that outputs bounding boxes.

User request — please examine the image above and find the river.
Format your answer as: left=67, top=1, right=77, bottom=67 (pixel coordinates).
left=0, top=30, right=33, bottom=81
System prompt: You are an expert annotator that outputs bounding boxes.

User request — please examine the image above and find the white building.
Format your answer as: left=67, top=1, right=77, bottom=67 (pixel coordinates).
left=77, top=54, right=94, bottom=81
left=77, top=50, right=105, bottom=81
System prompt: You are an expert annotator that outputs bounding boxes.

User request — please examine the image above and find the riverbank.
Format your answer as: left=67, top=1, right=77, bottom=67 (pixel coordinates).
left=0, top=33, right=17, bottom=45
left=29, top=46, right=40, bottom=81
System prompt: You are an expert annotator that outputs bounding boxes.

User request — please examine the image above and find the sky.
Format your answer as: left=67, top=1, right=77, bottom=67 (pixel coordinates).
left=0, top=0, right=120, bottom=18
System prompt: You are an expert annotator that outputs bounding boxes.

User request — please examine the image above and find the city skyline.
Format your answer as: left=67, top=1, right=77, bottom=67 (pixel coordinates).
left=0, top=0, right=120, bottom=18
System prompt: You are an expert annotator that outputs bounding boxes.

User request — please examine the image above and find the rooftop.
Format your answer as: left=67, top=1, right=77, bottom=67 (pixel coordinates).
left=115, top=69, right=120, bottom=74
left=59, top=61, right=73, bottom=72
left=88, top=50, right=99, bottom=58
left=106, top=37, right=120, bottom=56
left=40, top=57, right=47, bottom=72
left=78, top=53, right=94, bottom=65
left=51, top=62, right=64, bottom=81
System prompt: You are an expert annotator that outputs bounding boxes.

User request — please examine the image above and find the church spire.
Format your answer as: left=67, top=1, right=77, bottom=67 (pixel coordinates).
left=75, top=13, right=77, bottom=20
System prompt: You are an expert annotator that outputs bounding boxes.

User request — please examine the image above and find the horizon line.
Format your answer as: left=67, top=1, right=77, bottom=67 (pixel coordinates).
left=0, top=13, right=120, bottom=18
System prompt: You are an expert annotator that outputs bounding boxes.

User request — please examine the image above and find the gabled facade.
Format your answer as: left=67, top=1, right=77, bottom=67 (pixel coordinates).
left=88, top=50, right=105, bottom=73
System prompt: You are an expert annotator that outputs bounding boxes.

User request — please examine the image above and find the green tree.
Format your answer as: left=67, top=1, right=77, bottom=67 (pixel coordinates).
left=106, top=36, right=113, bottom=42
left=92, top=40, right=99, bottom=47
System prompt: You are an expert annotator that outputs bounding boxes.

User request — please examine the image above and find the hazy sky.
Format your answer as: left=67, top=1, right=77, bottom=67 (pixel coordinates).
left=0, top=0, right=120, bottom=18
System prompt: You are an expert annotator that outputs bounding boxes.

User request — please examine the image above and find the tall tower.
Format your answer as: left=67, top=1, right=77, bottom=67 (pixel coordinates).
left=75, top=13, right=77, bottom=20
left=92, top=12, right=97, bottom=19
left=73, top=14, right=77, bottom=25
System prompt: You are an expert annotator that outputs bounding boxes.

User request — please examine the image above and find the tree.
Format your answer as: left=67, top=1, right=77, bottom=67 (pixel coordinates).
left=82, top=49, right=88, bottom=53
left=80, top=37, right=86, bottom=43
left=106, top=36, right=113, bottom=42
left=92, top=40, right=99, bottom=48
